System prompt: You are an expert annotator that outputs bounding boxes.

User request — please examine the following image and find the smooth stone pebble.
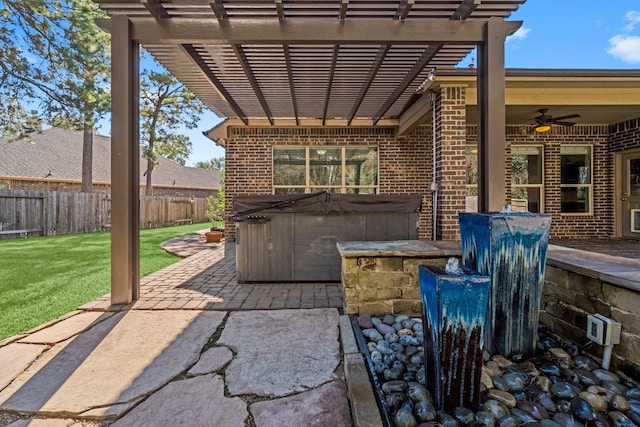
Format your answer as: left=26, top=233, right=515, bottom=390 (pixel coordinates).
left=611, top=394, right=630, bottom=412
left=377, top=341, right=394, bottom=355
left=476, top=411, right=496, bottom=427
left=540, top=420, right=563, bottom=427
left=496, top=414, right=519, bottom=427
left=367, top=341, right=378, bottom=353
left=594, top=412, right=613, bottom=427
left=369, top=331, right=384, bottom=342
left=382, top=314, right=395, bottom=325
left=377, top=323, right=396, bottom=335
left=487, top=389, right=516, bottom=408
left=578, top=391, right=608, bottom=412
left=554, top=413, right=584, bottom=427
left=391, top=342, right=405, bottom=352
left=386, top=392, right=407, bottom=410
left=453, top=407, right=475, bottom=425
left=588, top=385, right=615, bottom=402
left=396, top=406, right=419, bottom=427
left=518, top=361, right=541, bottom=378
left=382, top=380, right=407, bottom=393
left=536, top=392, right=558, bottom=412
left=593, top=370, right=621, bottom=384
left=608, top=411, right=636, bottom=427
left=574, top=356, right=600, bottom=371
left=416, top=367, right=426, bottom=385
left=624, top=409, right=640, bottom=426
left=548, top=348, right=572, bottom=362
left=393, top=322, right=404, bottom=332
left=398, top=328, right=414, bottom=337
left=395, top=315, right=410, bottom=323
left=371, top=317, right=382, bottom=326
left=374, top=362, right=386, bottom=374
left=414, top=400, right=437, bottom=422
left=503, top=372, right=526, bottom=390
left=535, top=376, right=552, bottom=392
left=540, top=363, right=562, bottom=377
left=402, top=319, right=416, bottom=329
left=385, top=332, right=399, bottom=343
left=493, top=375, right=510, bottom=392
left=437, top=411, right=460, bottom=427
left=570, top=397, right=595, bottom=421
left=625, top=389, right=640, bottom=400
left=602, top=381, right=629, bottom=395
left=551, top=382, right=577, bottom=399
left=481, top=370, right=495, bottom=390
left=574, top=368, right=601, bottom=386
left=492, top=356, right=513, bottom=369
left=358, top=315, right=374, bottom=329
left=483, top=399, right=510, bottom=418
left=511, top=408, right=537, bottom=424
left=371, top=350, right=382, bottom=364
left=384, top=367, right=402, bottom=381
left=517, top=400, right=550, bottom=420
left=626, top=398, right=640, bottom=414
left=405, top=345, right=418, bottom=357
left=407, top=383, right=431, bottom=403
left=412, top=323, right=423, bottom=333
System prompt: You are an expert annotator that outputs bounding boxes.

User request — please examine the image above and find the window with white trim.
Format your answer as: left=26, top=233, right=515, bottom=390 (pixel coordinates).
left=273, top=146, right=378, bottom=194
left=511, top=145, right=544, bottom=213
left=560, top=145, right=593, bottom=214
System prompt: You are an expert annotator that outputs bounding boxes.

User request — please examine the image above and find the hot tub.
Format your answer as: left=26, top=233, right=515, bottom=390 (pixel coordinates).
left=233, top=193, right=422, bottom=282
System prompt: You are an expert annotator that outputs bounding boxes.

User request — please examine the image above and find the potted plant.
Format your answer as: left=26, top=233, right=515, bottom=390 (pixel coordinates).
left=205, top=188, right=225, bottom=243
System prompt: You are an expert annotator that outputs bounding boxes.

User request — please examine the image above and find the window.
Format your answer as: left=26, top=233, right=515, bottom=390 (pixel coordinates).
left=511, top=145, right=544, bottom=213
left=273, top=146, right=378, bottom=194
left=0, top=181, right=9, bottom=190
left=465, top=146, right=478, bottom=212
left=560, top=145, right=592, bottom=214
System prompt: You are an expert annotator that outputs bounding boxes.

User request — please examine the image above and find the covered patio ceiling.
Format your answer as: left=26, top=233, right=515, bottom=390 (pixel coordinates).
left=96, top=0, right=525, bottom=125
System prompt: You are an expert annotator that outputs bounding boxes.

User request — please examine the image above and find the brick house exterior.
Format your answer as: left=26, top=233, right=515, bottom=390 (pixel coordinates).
left=220, top=84, right=640, bottom=241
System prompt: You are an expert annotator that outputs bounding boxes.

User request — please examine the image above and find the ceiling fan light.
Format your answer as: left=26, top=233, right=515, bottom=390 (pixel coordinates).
left=534, top=124, right=551, bottom=133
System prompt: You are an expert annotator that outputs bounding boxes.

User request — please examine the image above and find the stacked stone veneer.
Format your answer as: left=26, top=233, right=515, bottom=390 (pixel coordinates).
left=341, top=255, right=449, bottom=316
left=541, top=265, right=640, bottom=379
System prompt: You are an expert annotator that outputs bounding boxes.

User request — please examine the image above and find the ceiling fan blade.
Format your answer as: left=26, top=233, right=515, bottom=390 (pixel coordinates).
left=553, top=121, right=577, bottom=126
left=551, top=114, right=581, bottom=121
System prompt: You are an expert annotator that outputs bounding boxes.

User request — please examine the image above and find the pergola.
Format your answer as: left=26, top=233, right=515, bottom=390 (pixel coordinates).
left=93, top=0, right=524, bottom=304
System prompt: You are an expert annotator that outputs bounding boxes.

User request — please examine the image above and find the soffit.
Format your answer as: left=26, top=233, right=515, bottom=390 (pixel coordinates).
left=94, top=0, right=525, bottom=123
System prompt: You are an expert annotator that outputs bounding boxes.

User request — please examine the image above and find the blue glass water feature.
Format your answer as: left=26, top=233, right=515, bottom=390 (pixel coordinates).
left=459, top=212, right=551, bottom=358
left=419, top=264, right=490, bottom=411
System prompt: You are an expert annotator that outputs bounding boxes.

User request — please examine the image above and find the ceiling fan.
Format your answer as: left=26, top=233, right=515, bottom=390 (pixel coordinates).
left=532, top=108, right=581, bottom=133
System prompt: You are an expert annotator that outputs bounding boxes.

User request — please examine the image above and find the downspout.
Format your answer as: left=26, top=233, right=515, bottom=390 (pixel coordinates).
left=430, top=91, right=438, bottom=241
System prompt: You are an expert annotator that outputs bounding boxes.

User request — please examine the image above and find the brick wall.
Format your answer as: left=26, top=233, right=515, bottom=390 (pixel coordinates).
left=225, top=127, right=434, bottom=239
left=609, top=118, right=640, bottom=152
left=468, top=124, right=615, bottom=238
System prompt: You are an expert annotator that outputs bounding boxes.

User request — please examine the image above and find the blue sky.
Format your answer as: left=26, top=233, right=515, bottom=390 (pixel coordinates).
left=175, top=1, right=640, bottom=166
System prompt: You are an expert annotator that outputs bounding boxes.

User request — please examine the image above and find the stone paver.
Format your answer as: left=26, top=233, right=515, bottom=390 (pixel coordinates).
left=7, top=418, right=89, bottom=427
left=0, top=343, right=47, bottom=391
left=251, top=381, right=352, bottom=427
left=218, top=308, right=340, bottom=397
left=18, top=312, right=114, bottom=345
left=187, top=346, right=233, bottom=376
left=112, top=374, right=247, bottom=427
left=0, top=311, right=225, bottom=417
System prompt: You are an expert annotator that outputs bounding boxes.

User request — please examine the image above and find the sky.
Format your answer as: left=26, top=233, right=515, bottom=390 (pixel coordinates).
left=115, top=1, right=640, bottom=167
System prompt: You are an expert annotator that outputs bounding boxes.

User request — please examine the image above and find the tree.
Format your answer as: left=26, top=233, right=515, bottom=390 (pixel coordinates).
left=0, top=0, right=111, bottom=192
left=140, top=64, right=205, bottom=196
left=195, top=157, right=225, bottom=171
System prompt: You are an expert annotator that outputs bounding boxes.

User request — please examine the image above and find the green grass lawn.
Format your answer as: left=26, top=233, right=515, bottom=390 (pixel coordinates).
left=0, top=223, right=210, bottom=341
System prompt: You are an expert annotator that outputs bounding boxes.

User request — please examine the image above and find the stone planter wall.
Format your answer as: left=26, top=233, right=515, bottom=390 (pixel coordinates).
left=541, top=263, right=640, bottom=379
left=341, top=255, right=448, bottom=316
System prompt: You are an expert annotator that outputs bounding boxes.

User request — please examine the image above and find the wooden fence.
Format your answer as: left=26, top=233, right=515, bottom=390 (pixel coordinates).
left=0, top=190, right=208, bottom=239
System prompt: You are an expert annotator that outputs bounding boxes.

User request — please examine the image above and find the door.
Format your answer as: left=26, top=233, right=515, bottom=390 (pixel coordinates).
left=621, top=152, right=640, bottom=238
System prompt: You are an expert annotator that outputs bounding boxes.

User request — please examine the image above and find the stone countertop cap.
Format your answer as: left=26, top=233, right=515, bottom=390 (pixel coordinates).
left=336, top=240, right=460, bottom=257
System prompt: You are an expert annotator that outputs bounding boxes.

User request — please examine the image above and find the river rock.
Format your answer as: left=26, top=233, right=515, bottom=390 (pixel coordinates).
left=483, top=400, right=509, bottom=419
left=570, top=397, right=595, bottom=421
left=610, top=394, right=630, bottom=412
left=578, top=391, right=608, bottom=412
left=593, top=370, right=621, bottom=384
left=396, top=405, right=418, bottom=427
left=358, top=315, right=374, bottom=329
left=608, top=411, right=636, bottom=427
left=377, top=323, right=397, bottom=336
left=414, top=400, right=437, bottom=422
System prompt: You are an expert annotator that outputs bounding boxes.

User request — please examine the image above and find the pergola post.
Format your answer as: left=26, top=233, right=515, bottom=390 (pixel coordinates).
left=110, top=15, right=140, bottom=304
left=477, top=16, right=507, bottom=212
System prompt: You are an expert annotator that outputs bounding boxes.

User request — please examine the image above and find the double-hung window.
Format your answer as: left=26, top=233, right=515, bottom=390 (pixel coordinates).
left=511, top=145, right=544, bottom=213
left=273, top=146, right=378, bottom=194
left=560, top=145, right=593, bottom=214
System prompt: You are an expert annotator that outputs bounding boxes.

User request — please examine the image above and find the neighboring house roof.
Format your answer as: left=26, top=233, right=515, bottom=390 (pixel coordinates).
left=0, top=128, right=221, bottom=190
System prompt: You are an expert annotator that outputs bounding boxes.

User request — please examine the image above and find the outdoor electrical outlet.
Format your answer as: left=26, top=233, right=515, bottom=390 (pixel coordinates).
left=587, top=314, right=621, bottom=346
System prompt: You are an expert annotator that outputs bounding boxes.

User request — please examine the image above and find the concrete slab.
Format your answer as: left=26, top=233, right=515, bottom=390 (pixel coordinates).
left=0, top=310, right=225, bottom=418
left=0, top=343, right=47, bottom=391
left=112, top=374, right=247, bottom=427
left=18, top=312, right=114, bottom=344
left=251, top=381, right=351, bottom=427
left=187, top=346, right=233, bottom=376
left=218, top=309, right=340, bottom=397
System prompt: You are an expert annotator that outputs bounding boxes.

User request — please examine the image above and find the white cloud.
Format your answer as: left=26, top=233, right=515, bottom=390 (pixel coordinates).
left=624, top=10, right=640, bottom=31
left=507, top=26, right=530, bottom=42
left=607, top=35, right=640, bottom=63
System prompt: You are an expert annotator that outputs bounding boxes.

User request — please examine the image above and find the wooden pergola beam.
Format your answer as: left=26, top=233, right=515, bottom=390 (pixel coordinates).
left=96, top=18, right=522, bottom=45
left=348, top=45, right=390, bottom=125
